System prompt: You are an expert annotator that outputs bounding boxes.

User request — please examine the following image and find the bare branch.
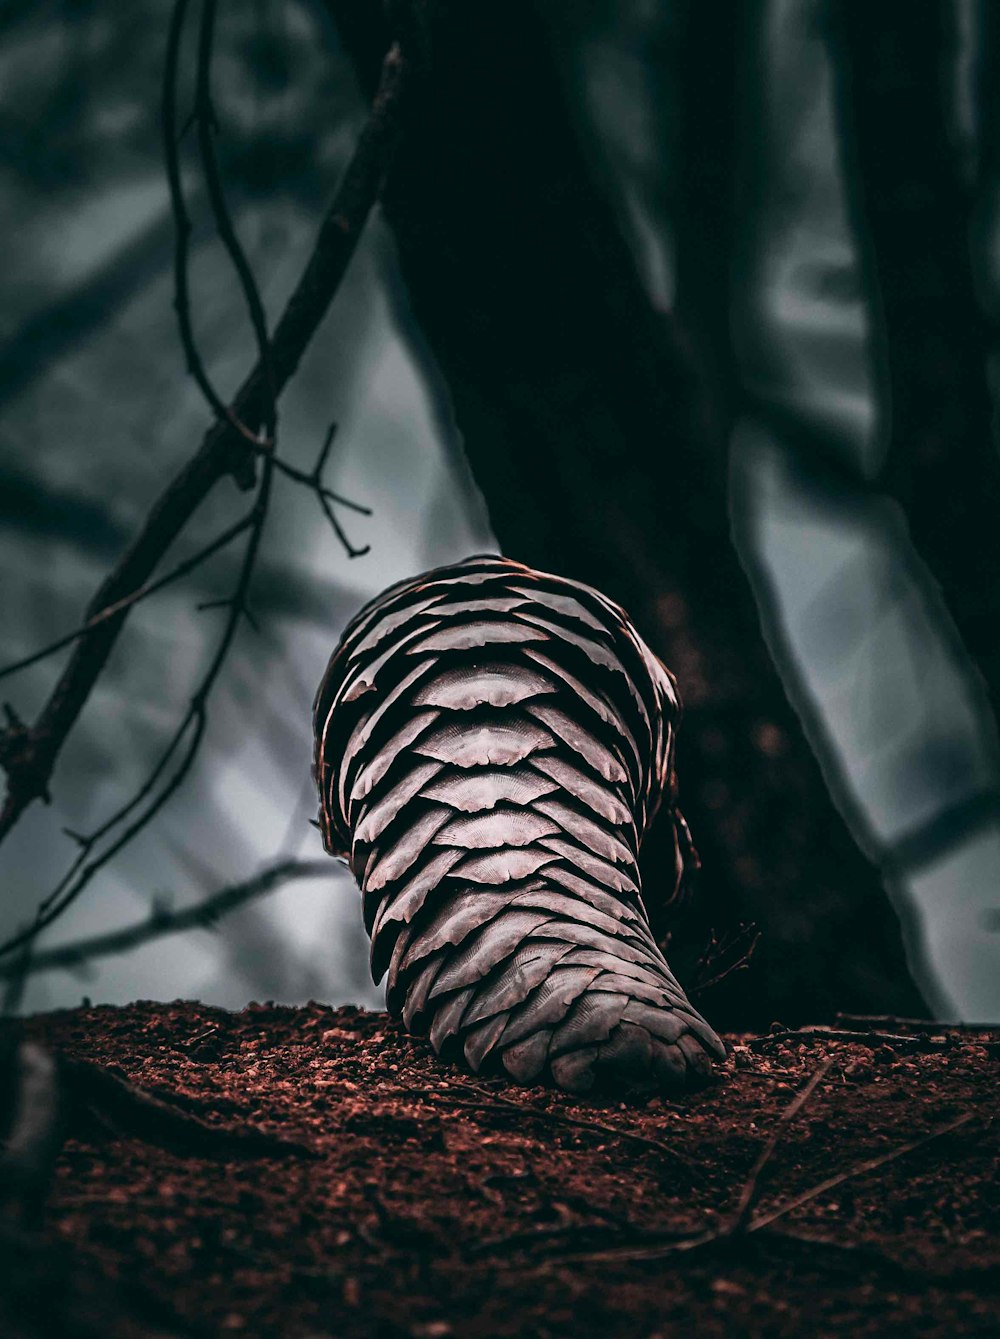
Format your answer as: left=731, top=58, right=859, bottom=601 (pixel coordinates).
left=194, top=0, right=277, bottom=442
left=254, top=424, right=371, bottom=558
left=0, top=512, right=254, bottom=684
left=265, top=430, right=372, bottom=514
left=690, top=921, right=760, bottom=1000
left=1, top=713, right=206, bottom=962
left=0, top=470, right=272, bottom=961
left=0, top=860, right=330, bottom=979
left=163, top=0, right=260, bottom=443
left=0, top=34, right=407, bottom=848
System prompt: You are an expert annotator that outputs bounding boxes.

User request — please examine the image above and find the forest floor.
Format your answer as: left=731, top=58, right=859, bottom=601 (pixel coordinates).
left=0, top=1000, right=997, bottom=1337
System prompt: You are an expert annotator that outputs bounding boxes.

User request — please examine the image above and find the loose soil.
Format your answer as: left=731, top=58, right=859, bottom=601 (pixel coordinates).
left=2, top=1001, right=998, bottom=1337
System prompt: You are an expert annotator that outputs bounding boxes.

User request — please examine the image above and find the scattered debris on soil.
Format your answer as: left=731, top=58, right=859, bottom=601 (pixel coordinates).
left=1, top=1001, right=997, bottom=1337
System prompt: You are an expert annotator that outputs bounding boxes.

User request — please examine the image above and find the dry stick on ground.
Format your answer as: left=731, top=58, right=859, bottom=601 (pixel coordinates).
left=835, top=1012, right=996, bottom=1033
left=535, top=1107, right=979, bottom=1270
left=401, top=1078, right=700, bottom=1180
left=0, top=1041, right=314, bottom=1193
left=748, top=1026, right=953, bottom=1054
left=0, top=32, right=409, bottom=897
left=0, top=859, right=329, bottom=981
left=726, top=1056, right=835, bottom=1234
left=747, top=1110, right=980, bottom=1234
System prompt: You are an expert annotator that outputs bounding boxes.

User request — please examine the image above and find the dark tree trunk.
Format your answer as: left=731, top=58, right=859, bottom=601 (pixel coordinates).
left=326, top=0, right=927, bottom=1025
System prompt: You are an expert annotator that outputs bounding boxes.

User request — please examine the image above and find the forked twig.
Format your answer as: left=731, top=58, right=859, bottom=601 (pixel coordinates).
left=747, top=1111, right=979, bottom=1233
left=0, top=26, right=409, bottom=952
left=691, top=921, right=761, bottom=998
left=257, top=424, right=371, bottom=557
left=529, top=1108, right=978, bottom=1269
left=0, top=31, right=406, bottom=851
left=0, top=478, right=270, bottom=961
left=727, top=1056, right=835, bottom=1234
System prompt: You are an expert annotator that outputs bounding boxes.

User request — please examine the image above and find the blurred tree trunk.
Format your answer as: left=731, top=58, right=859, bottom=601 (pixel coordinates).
left=842, top=1, right=1000, bottom=702
left=325, top=0, right=927, bottom=1024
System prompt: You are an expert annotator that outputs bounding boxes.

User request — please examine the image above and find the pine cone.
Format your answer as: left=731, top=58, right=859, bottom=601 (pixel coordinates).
left=314, top=555, right=725, bottom=1094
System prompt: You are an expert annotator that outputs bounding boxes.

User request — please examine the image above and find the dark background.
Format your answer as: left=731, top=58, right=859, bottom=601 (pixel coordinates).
left=2, top=0, right=999, bottom=1027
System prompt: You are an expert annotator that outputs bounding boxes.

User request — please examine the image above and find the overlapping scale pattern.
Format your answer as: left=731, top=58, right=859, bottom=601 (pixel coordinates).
left=314, top=556, right=725, bottom=1094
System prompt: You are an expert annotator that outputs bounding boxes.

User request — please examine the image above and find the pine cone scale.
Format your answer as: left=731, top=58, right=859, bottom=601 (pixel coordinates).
left=314, top=555, right=725, bottom=1094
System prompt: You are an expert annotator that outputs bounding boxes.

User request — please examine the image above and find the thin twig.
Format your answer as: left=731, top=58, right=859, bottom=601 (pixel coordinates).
left=194, top=0, right=277, bottom=443
left=402, top=1078, right=699, bottom=1178
left=834, top=1013, right=996, bottom=1033
left=691, top=921, right=760, bottom=999
left=0, top=0, right=386, bottom=954
left=538, top=1110, right=980, bottom=1269
left=0, top=480, right=270, bottom=961
left=263, top=427, right=371, bottom=514
left=746, top=1111, right=980, bottom=1233
left=748, top=1027, right=952, bottom=1054
left=254, top=424, right=371, bottom=557
left=0, top=860, right=329, bottom=980
left=1, top=334, right=270, bottom=957
left=0, top=40, right=407, bottom=929
left=0, top=513, right=254, bottom=684
left=0, top=35, right=407, bottom=848
left=727, top=1056, right=835, bottom=1234
left=163, top=0, right=260, bottom=443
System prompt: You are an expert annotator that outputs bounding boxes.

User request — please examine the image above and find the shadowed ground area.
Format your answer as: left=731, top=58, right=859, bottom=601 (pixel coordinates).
left=1, top=1001, right=998, bottom=1336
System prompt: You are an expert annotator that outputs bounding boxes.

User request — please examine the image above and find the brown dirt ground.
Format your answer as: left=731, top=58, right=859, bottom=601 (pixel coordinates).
left=2, top=1000, right=998, bottom=1338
